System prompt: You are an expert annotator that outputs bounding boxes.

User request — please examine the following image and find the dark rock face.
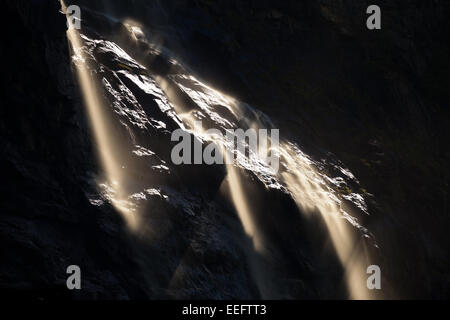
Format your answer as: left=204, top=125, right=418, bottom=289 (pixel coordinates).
left=1, top=0, right=449, bottom=300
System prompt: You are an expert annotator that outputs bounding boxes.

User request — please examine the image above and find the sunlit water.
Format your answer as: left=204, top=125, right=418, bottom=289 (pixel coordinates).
left=62, top=1, right=141, bottom=230
left=61, top=2, right=380, bottom=299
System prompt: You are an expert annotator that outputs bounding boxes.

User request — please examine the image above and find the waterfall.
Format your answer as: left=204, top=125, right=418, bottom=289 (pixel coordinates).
left=61, top=2, right=381, bottom=299
left=61, top=1, right=141, bottom=230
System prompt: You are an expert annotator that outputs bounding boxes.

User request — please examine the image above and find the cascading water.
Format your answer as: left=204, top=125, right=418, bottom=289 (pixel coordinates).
left=61, top=2, right=382, bottom=299
left=62, top=1, right=142, bottom=230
